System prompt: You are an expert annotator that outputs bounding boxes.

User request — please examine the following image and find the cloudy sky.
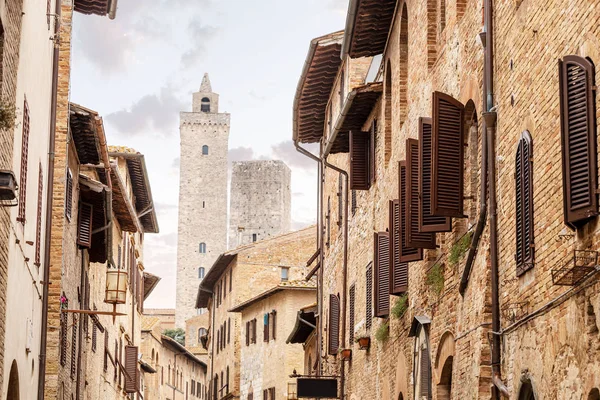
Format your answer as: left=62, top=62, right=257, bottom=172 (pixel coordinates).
left=71, top=0, right=347, bottom=308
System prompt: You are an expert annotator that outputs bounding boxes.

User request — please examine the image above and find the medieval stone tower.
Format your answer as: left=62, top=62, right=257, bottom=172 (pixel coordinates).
left=228, top=160, right=292, bottom=249
left=176, top=74, right=229, bottom=327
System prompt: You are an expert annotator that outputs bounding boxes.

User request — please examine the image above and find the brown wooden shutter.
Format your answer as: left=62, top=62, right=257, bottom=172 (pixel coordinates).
left=351, top=190, right=357, bottom=215
left=264, top=314, right=269, bottom=342
left=103, top=331, right=108, bottom=372
left=516, top=131, right=534, bottom=276
left=271, top=311, right=276, bottom=340
left=246, top=321, right=250, bottom=346
left=77, top=203, right=93, bottom=248
left=124, top=345, right=140, bottom=393
left=420, top=346, right=431, bottom=399
left=349, top=284, right=355, bottom=343
left=70, top=314, right=77, bottom=378
left=229, top=268, right=232, bottom=292
left=389, top=201, right=408, bottom=295
left=559, top=55, right=598, bottom=229
left=228, top=317, right=231, bottom=343
left=374, top=232, right=390, bottom=317
left=252, top=319, right=257, bottom=343
left=419, top=117, right=452, bottom=232
left=365, top=264, right=372, bottom=330
left=60, top=306, right=68, bottom=366
left=17, top=98, right=30, bottom=223
left=399, top=162, right=423, bottom=262
left=328, top=294, right=340, bottom=355
left=337, top=174, right=343, bottom=227
left=65, top=169, right=73, bottom=220
left=432, top=91, right=465, bottom=218
left=406, top=139, right=436, bottom=248
left=35, top=165, right=43, bottom=266
left=326, top=196, right=331, bottom=247
left=350, top=130, right=371, bottom=190
left=370, top=120, right=377, bottom=184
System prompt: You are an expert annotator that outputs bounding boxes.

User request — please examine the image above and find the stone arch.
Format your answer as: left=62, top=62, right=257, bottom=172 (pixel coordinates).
left=6, top=360, right=19, bottom=400
left=394, top=350, right=408, bottom=400
left=435, top=331, right=455, bottom=399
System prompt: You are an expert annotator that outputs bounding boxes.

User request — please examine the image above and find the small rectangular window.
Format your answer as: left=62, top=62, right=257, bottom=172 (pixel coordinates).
left=280, top=267, right=289, bottom=281
left=252, top=233, right=257, bottom=242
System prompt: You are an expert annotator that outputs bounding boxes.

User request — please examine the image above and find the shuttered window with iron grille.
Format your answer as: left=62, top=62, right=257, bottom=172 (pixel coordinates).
left=70, top=314, right=77, bottom=379
left=365, top=264, right=373, bottom=330
left=328, top=294, right=340, bottom=355
left=516, top=131, right=534, bottom=276
left=389, top=200, right=408, bottom=294
left=65, top=169, right=73, bottom=220
left=420, top=344, right=431, bottom=399
left=124, top=345, right=139, bottom=393
left=60, top=304, right=68, bottom=366
left=349, top=284, right=355, bottom=343
left=350, top=131, right=371, bottom=190
left=399, top=162, right=423, bottom=262
left=35, top=165, right=43, bottom=266
left=374, top=232, right=390, bottom=317
left=432, top=91, right=465, bottom=218
left=351, top=190, right=357, bottom=215
left=370, top=120, right=377, bottom=184
left=419, top=117, right=452, bottom=232
left=77, top=202, right=93, bottom=248
left=337, top=174, right=343, bottom=227
left=559, top=55, right=598, bottom=229
left=17, top=98, right=30, bottom=223
left=406, top=139, right=436, bottom=249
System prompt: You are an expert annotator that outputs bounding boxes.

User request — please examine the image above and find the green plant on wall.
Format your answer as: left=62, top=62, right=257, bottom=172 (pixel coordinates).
left=449, top=231, right=473, bottom=267
left=0, top=100, right=16, bottom=131
left=391, top=294, right=408, bottom=319
left=375, top=321, right=389, bottom=342
left=426, top=264, right=444, bottom=296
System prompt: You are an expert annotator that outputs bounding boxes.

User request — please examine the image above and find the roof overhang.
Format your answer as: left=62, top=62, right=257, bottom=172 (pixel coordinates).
left=139, top=359, right=157, bottom=374
left=161, top=335, right=207, bottom=369
left=229, top=284, right=317, bottom=313
left=195, top=253, right=237, bottom=308
left=143, top=272, right=161, bottom=300
left=109, top=164, right=139, bottom=232
left=325, top=82, right=383, bottom=154
left=342, top=0, right=398, bottom=59
left=408, top=316, right=431, bottom=337
left=79, top=175, right=111, bottom=263
left=293, top=31, right=344, bottom=145
left=74, top=0, right=119, bottom=19
left=286, top=310, right=317, bottom=344
left=70, top=103, right=103, bottom=166
left=109, top=150, right=159, bottom=233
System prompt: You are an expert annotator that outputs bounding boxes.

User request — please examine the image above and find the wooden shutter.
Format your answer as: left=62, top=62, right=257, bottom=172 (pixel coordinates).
left=264, top=314, right=269, bottom=342
left=246, top=321, right=250, bottom=346
left=374, top=232, right=390, bottom=317
left=328, top=294, right=340, bottom=355
left=229, top=268, right=232, bottom=292
left=559, top=55, right=598, bottom=228
left=35, top=165, right=43, bottom=266
left=60, top=306, right=68, bottom=366
left=70, top=314, right=77, bottom=378
left=103, top=331, right=108, bottom=372
left=77, top=202, right=93, bottom=247
left=17, top=98, right=30, bottom=223
left=337, top=174, right=343, bottom=227
left=370, top=120, right=377, bottom=184
left=228, top=317, right=231, bottom=343
left=349, top=284, right=355, bottom=343
left=366, top=265, right=372, bottom=330
left=263, top=390, right=268, bottom=400
left=399, top=162, right=423, bottom=262
left=65, top=169, right=73, bottom=220
left=252, top=319, right=257, bottom=343
left=351, top=190, right=357, bottom=215
left=516, top=131, right=534, bottom=276
left=271, top=311, right=276, bottom=340
left=420, top=346, right=431, bottom=399
left=406, top=139, right=436, bottom=248
left=389, top=200, right=409, bottom=294
left=350, top=130, right=371, bottom=190
left=124, top=345, right=139, bottom=393
left=419, top=117, right=452, bottom=232
left=432, top=91, right=465, bottom=218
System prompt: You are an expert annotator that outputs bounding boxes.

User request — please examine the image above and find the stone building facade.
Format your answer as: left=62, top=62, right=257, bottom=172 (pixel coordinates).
left=291, top=1, right=600, bottom=399
left=141, top=317, right=208, bottom=400
left=176, top=74, right=230, bottom=327
left=230, top=282, right=316, bottom=400
left=228, top=160, right=292, bottom=249
left=185, top=312, right=210, bottom=364
left=145, top=308, right=177, bottom=332
left=195, top=226, right=316, bottom=400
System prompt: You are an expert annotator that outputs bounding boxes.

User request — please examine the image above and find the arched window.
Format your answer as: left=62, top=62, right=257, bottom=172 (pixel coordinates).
left=199, top=243, right=206, bottom=254
left=198, top=328, right=207, bottom=342
left=384, top=61, right=392, bottom=162
left=202, top=145, right=209, bottom=155
left=518, top=380, right=535, bottom=400
left=515, top=131, right=534, bottom=276
left=589, top=388, right=600, bottom=400
left=201, top=97, right=210, bottom=113
left=198, top=267, right=205, bottom=279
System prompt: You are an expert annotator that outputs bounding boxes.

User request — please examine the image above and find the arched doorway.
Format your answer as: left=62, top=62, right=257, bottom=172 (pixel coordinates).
left=6, top=360, right=19, bottom=400
left=437, top=356, right=453, bottom=400
left=589, top=388, right=600, bottom=400
left=518, top=380, right=535, bottom=400
left=398, top=394, right=404, bottom=400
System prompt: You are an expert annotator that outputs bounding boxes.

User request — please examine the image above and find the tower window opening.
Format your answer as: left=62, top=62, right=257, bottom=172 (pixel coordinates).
left=198, top=267, right=205, bottom=279
left=201, top=97, right=210, bottom=112
left=199, top=242, right=206, bottom=254
left=252, top=233, right=257, bottom=242
left=281, top=267, right=289, bottom=281
left=202, top=145, right=209, bottom=155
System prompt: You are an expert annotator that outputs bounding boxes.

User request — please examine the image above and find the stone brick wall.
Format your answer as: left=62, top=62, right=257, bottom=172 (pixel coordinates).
left=176, top=84, right=230, bottom=327
left=228, top=160, right=292, bottom=249
left=185, top=312, right=210, bottom=365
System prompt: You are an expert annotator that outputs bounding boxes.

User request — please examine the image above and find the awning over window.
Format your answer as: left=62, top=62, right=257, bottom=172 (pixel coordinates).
left=408, top=315, right=431, bottom=337
left=286, top=309, right=317, bottom=344
left=74, top=0, right=118, bottom=19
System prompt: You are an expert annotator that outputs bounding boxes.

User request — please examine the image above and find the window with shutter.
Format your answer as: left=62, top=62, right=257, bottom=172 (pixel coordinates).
left=71, top=314, right=77, bottom=379
left=92, top=320, right=97, bottom=353
left=124, top=345, right=140, bottom=393
left=35, top=165, right=43, bottom=266
left=326, top=196, right=331, bottom=247
left=399, top=162, right=423, bottom=262
left=328, top=294, right=340, bottom=355
left=515, top=131, right=534, bottom=276
left=246, top=321, right=250, bottom=346
left=559, top=55, right=598, bottom=229
left=337, top=174, right=343, bottom=227
left=103, top=331, right=108, bottom=372
left=269, top=387, right=275, bottom=399
left=432, top=91, right=465, bottom=218
left=389, top=200, right=409, bottom=294
left=229, top=268, right=232, bottom=292
left=366, top=264, right=372, bottom=330
left=271, top=311, right=276, bottom=340
left=228, top=317, right=231, bottom=344
left=349, top=284, right=355, bottom=343
left=17, top=98, right=30, bottom=223
left=65, top=169, right=73, bottom=220
left=77, top=202, right=93, bottom=248
left=419, top=117, right=452, bottom=232
left=252, top=319, right=257, bottom=343
left=420, top=344, right=431, bottom=399
left=370, top=120, right=377, bottom=184
left=374, top=232, right=390, bottom=318
left=264, top=313, right=270, bottom=342
left=60, top=303, right=68, bottom=366
left=406, top=139, right=436, bottom=248
left=350, top=130, right=371, bottom=190
left=263, top=389, right=268, bottom=400
left=351, top=190, right=357, bottom=215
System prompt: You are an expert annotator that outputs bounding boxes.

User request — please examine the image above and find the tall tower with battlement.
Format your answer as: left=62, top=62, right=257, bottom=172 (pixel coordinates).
left=176, top=74, right=229, bottom=327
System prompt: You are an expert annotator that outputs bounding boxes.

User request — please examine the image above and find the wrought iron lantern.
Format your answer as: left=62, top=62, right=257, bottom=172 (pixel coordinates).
left=105, top=268, right=127, bottom=304
left=0, top=170, right=18, bottom=206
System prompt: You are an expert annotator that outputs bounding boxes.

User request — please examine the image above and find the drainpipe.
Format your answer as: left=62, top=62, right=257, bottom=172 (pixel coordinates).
left=482, top=0, right=508, bottom=393
left=322, top=156, right=348, bottom=400
left=38, top=1, right=61, bottom=397
left=294, top=141, right=324, bottom=376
